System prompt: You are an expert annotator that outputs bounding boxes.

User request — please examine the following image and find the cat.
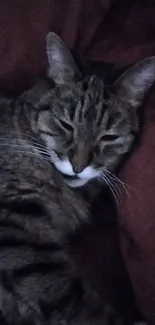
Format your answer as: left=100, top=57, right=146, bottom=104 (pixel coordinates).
left=0, top=31, right=155, bottom=325
left=22, top=33, right=155, bottom=190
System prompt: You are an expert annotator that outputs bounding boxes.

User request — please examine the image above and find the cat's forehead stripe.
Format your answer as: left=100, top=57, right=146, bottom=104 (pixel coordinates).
left=96, top=101, right=107, bottom=127
left=74, top=77, right=105, bottom=125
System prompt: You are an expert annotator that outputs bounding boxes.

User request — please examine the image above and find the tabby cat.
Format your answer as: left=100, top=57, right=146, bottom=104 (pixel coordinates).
left=0, top=32, right=155, bottom=325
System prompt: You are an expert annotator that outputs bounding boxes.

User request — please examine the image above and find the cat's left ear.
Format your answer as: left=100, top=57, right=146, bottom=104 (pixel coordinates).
left=46, top=32, right=81, bottom=84
left=113, top=57, right=155, bottom=108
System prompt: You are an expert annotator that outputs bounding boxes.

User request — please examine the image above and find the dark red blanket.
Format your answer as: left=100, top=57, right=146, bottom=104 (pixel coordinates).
left=0, top=0, right=155, bottom=322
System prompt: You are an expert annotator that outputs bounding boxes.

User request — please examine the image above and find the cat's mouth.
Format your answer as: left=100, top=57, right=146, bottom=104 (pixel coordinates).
left=64, top=174, right=79, bottom=181
left=50, top=153, right=100, bottom=187
left=63, top=174, right=90, bottom=188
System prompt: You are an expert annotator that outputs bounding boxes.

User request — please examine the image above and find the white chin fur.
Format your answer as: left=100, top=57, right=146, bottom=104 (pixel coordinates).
left=66, top=179, right=88, bottom=188
left=77, top=166, right=100, bottom=180
left=51, top=154, right=75, bottom=176
left=51, top=155, right=100, bottom=187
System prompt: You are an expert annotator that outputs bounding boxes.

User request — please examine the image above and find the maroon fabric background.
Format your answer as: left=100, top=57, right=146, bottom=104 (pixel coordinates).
left=0, top=0, right=155, bottom=321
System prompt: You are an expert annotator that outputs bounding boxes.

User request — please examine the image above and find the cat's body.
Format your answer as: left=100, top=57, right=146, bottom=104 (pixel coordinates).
left=0, top=32, right=155, bottom=324
left=0, top=98, right=91, bottom=325
left=0, top=83, right=118, bottom=325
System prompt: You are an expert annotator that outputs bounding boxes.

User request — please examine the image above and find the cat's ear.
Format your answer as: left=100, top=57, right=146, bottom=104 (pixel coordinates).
left=46, top=32, right=81, bottom=84
left=113, top=57, right=155, bottom=108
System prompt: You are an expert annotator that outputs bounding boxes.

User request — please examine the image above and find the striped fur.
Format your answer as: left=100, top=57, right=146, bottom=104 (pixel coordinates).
left=0, top=32, right=155, bottom=324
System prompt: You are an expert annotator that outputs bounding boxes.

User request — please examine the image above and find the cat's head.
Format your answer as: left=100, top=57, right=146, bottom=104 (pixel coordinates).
left=29, top=32, right=155, bottom=188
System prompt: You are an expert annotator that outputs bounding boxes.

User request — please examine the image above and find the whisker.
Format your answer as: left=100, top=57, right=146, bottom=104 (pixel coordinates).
left=104, top=172, right=124, bottom=199
left=0, top=143, right=49, bottom=155
left=105, top=170, right=126, bottom=187
left=0, top=143, right=51, bottom=164
left=0, top=123, right=50, bottom=146
left=105, top=170, right=127, bottom=187
left=98, top=173, right=119, bottom=207
left=104, top=173, right=120, bottom=207
left=0, top=137, right=46, bottom=151
left=105, top=170, right=131, bottom=199
left=0, top=125, right=40, bottom=142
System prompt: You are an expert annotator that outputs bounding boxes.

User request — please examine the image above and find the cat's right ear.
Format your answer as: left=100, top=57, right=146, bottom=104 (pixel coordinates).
left=46, top=32, right=81, bottom=84
left=113, top=57, right=155, bottom=109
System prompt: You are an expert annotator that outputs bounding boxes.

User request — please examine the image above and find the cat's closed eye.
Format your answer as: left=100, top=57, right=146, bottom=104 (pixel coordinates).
left=100, top=134, right=118, bottom=141
left=57, top=119, right=74, bottom=132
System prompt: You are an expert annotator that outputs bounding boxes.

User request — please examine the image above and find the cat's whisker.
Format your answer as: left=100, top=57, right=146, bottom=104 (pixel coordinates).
left=104, top=172, right=125, bottom=199
left=108, top=172, right=137, bottom=193
left=105, top=170, right=127, bottom=188
left=100, top=170, right=125, bottom=207
left=8, top=148, right=49, bottom=159
left=104, top=174, right=122, bottom=206
left=0, top=137, right=46, bottom=150
left=107, top=177, right=123, bottom=202
left=0, top=143, right=51, bottom=163
left=0, top=142, right=49, bottom=154
left=0, top=125, right=40, bottom=142
left=0, top=136, right=47, bottom=151
left=104, top=170, right=130, bottom=199
left=98, top=173, right=120, bottom=207
left=105, top=177, right=120, bottom=207
left=23, top=140, right=47, bottom=150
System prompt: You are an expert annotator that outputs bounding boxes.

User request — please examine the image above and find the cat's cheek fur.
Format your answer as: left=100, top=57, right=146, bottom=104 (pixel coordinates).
left=78, top=166, right=100, bottom=180
left=66, top=167, right=101, bottom=188
left=51, top=154, right=99, bottom=179
left=51, top=155, right=101, bottom=187
left=50, top=154, right=75, bottom=176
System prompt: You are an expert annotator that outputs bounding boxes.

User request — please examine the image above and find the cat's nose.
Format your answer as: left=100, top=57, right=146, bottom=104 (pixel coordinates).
left=70, top=145, right=92, bottom=174
left=72, top=164, right=84, bottom=174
